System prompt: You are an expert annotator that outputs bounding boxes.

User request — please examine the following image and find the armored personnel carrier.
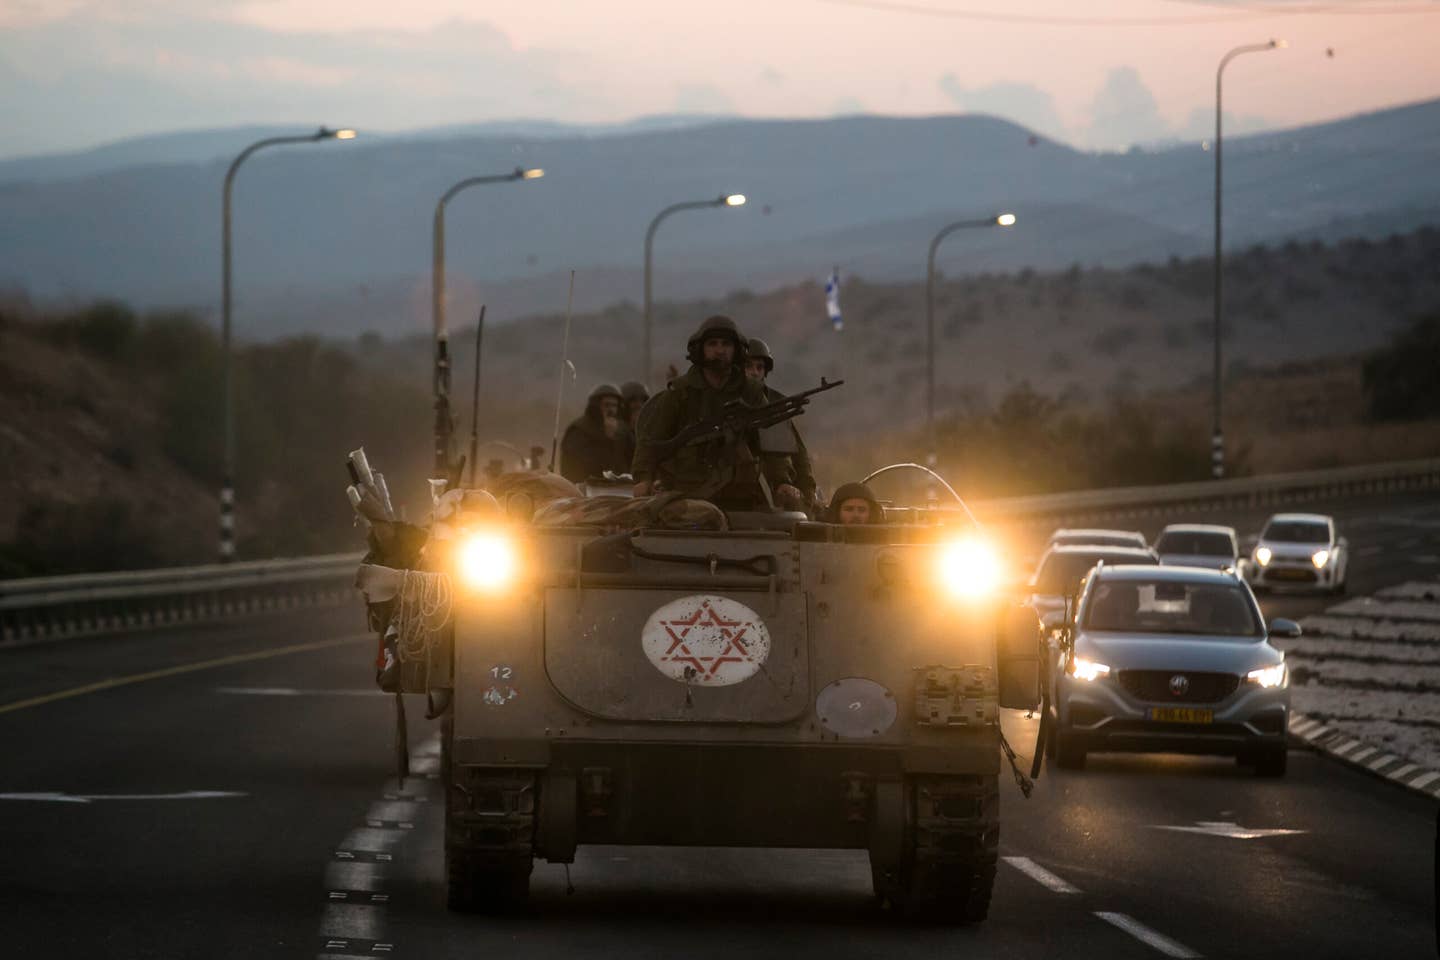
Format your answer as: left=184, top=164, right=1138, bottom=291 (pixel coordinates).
left=418, top=469, right=1041, bottom=922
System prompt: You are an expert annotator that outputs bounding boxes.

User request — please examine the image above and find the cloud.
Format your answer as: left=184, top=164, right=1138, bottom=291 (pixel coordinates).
left=937, top=74, right=1066, bottom=140
left=673, top=83, right=733, bottom=114
left=0, top=11, right=606, bottom=155
left=1084, top=66, right=1168, bottom=149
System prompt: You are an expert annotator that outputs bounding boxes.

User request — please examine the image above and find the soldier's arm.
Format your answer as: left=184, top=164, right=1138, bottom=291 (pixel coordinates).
left=630, top=392, right=678, bottom=485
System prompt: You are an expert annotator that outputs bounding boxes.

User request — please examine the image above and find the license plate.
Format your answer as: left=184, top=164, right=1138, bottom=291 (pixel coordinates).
left=1270, top=568, right=1313, bottom=581
left=1148, top=707, right=1213, bottom=724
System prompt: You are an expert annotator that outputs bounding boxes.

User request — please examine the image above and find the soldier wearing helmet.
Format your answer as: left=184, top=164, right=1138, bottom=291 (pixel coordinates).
left=743, top=337, right=816, bottom=512
left=631, top=315, right=768, bottom=504
left=619, top=381, right=650, bottom=428
left=560, top=382, right=630, bottom=484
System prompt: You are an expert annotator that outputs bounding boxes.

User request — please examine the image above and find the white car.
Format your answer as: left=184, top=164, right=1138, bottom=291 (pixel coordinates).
left=1046, top=528, right=1149, bottom=550
left=1154, top=523, right=1239, bottom=571
left=1028, top=544, right=1159, bottom=629
left=1242, top=513, right=1348, bottom=594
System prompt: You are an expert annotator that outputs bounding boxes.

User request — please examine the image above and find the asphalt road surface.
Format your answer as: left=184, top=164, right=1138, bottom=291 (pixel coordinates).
left=2, top=492, right=1437, bottom=959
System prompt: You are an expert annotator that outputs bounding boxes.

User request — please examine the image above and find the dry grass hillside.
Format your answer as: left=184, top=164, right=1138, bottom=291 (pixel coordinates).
left=3, top=226, right=1438, bottom=574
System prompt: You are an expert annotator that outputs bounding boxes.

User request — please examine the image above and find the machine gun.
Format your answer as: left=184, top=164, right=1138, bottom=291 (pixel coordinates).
left=648, top=377, right=844, bottom=462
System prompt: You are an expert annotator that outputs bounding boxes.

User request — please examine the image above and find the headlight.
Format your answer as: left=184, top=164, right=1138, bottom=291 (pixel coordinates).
left=1255, top=546, right=1272, bottom=566
left=936, top=539, right=1001, bottom=599
left=1071, top=657, right=1111, bottom=682
left=456, top=531, right=518, bottom=591
left=1311, top=549, right=1329, bottom=569
left=1246, top=663, right=1286, bottom=688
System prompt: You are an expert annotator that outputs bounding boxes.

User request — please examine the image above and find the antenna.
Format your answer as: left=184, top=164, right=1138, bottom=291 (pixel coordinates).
left=548, top=271, right=576, bottom=472
left=466, top=305, right=486, bottom=487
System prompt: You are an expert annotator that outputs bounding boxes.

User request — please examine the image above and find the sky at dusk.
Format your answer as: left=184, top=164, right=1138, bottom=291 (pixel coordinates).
left=2, top=0, right=1438, bottom=157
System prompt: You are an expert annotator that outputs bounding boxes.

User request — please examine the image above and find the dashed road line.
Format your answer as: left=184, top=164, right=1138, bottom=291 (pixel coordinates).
left=1411, top=770, right=1440, bottom=790
left=1003, top=856, right=1081, bottom=893
left=1095, top=911, right=1202, bottom=958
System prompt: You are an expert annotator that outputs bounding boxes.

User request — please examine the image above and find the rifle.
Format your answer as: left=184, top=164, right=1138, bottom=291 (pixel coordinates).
left=648, top=377, right=844, bottom=463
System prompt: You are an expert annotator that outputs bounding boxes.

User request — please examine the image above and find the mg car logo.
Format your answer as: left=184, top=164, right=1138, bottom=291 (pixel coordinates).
left=1169, top=674, right=1190, bottom=697
left=642, top=595, right=771, bottom=687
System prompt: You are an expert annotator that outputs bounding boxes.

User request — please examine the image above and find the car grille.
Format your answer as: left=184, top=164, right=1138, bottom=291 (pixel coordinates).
left=1265, top=567, right=1317, bottom=582
left=1118, top=670, right=1239, bottom=703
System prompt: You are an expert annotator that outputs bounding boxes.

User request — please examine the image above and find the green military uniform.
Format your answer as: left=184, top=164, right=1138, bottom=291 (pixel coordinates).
left=632, top=316, right=771, bottom=507
left=745, top=337, right=817, bottom=506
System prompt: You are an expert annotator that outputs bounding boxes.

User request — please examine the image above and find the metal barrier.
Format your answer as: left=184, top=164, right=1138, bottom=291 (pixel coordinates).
left=0, top=553, right=361, bottom=646
left=3, top=456, right=1439, bottom=646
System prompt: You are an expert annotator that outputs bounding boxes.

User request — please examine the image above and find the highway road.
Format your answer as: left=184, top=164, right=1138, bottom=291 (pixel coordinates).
left=2, top=491, right=1437, bottom=959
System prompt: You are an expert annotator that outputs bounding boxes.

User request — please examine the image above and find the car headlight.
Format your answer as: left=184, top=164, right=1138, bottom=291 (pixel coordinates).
left=1255, top=546, right=1272, bottom=567
left=456, top=531, right=518, bottom=592
left=1246, top=663, right=1286, bottom=688
left=1311, top=549, right=1329, bottom=569
left=937, top=539, right=1001, bottom=599
left=1071, top=657, right=1111, bottom=682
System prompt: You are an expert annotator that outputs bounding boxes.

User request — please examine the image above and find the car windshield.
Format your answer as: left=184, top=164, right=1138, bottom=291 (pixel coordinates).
left=1034, top=552, right=1156, bottom=595
left=1263, top=521, right=1330, bottom=543
left=1050, top=533, right=1142, bottom=548
left=1155, top=531, right=1234, bottom=556
left=1083, top=579, right=1262, bottom=637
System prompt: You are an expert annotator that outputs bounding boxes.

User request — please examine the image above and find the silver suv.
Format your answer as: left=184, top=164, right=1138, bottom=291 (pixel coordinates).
left=1044, top=564, right=1295, bottom=776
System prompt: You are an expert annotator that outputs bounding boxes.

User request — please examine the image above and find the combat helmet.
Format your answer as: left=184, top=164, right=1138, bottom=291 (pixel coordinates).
left=587, top=383, right=623, bottom=403
left=685, top=315, right=748, bottom=366
left=619, top=381, right=650, bottom=404
left=746, top=337, right=774, bottom=374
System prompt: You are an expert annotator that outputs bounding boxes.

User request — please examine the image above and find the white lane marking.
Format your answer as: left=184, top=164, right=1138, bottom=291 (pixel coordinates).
left=1290, top=719, right=1317, bottom=735
left=1152, top=821, right=1306, bottom=840
left=1333, top=739, right=1360, bottom=755
left=410, top=756, right=440, bottom=775
left=1302, top=725, right=1329, bottom=741
left=338, top=828, right=407, bottom=853
left=1410, top=771, right=1440, bottom=790
left=1095, top=912, right=1202, bottom=958
left=367, top=802, right=419, bottom=822
left=324, top=861, right=385, bottom=893
left=1388, top=763, right=1418, bottom=780
left=1349, top=746, right=1376, bottom=762
left=0, top=790, right=245, bottom=803
left=1003, top=856, right=1081, bottom=894
left=215, top=687, right=381, bottom=697
left=1367, top=754, right=1398, bottom=771
left=319, top=903, right=383, bottom=941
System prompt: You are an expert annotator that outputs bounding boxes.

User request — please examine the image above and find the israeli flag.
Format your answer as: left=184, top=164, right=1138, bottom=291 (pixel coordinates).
left=824, top=268, right=843, bottom=331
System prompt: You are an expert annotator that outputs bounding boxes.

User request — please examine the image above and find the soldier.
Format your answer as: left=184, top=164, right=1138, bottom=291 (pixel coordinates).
left=826, top=481, right=884, bottom=524
left=619, top=381, right=650, bottom=428
left=560, top=383, right=630, bottom=484
left=631, top=315, right=769, bottom=506
left=744, top=337, right=816, bottom=511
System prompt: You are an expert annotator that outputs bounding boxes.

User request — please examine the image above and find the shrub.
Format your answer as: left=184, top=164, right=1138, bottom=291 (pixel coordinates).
left=1363, top=311, right=1440, bottom=421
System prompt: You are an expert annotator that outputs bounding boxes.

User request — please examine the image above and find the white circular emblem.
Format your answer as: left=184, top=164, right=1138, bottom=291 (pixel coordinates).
left=642, top=594, right=771, bottom=686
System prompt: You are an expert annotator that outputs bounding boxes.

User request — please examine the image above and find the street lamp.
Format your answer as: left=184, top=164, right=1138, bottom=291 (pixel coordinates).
left=1212, top=38, right=1283, bottom=480
left=925, top=212, right=1016, bottom=468
left=642, top=193, right=746, bottom=387
left=431, top=167, right=544, bottom=474
left=219, top=125, right=355, bottom=562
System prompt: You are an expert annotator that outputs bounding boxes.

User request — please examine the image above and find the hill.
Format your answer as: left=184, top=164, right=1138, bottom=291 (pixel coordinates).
left=3, top=226, right=1438, bottom=575
left=1, top=100, right=1437, bottom=337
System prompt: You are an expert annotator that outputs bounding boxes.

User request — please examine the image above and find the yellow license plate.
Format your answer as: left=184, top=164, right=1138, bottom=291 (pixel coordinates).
left=1148, top=707, right=1213, bottom=724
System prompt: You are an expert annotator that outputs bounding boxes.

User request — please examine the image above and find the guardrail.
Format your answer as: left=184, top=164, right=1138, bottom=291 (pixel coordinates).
left=0, top=553, right=361, bottom=646
left=971, top=456, right=1440, bottom=528
left=4, top=456, right=1439, bottom=647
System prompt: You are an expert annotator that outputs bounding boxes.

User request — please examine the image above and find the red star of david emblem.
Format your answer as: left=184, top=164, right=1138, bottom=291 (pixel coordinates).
left=657, top=599, right=758, bottom=679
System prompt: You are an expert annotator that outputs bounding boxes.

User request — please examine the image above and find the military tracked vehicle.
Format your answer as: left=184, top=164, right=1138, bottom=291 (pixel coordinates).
left=409, top=466, right=1042, bottom=921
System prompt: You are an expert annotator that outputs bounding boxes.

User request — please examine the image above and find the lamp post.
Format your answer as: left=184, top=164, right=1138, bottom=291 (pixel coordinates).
left=925, top=212, right=1016, bottom=467
left=642, top=193, right=746, bottom=387
left=219, top=125, right=355, bottom=562
left=431, top=167, right=544, bottom=474
left=1212, top=39, right=1283, bottom=479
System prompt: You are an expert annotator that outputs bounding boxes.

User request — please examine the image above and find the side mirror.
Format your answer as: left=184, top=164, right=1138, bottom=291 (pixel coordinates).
left=1268, top=617, right=1302, bottom=639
